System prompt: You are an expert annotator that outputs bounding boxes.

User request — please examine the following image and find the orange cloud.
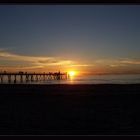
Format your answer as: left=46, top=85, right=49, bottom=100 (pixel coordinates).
left=120, top=60, right=140, bottom=65
left=0, top=51, right=90, bottom=71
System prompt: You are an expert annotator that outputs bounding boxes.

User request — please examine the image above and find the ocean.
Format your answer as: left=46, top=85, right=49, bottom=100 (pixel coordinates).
left=39, top=74, right=140, bottom=84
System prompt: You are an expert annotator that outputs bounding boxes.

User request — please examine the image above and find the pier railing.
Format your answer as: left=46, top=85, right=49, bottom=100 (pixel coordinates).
left=0, top=72, right=68, bottom=83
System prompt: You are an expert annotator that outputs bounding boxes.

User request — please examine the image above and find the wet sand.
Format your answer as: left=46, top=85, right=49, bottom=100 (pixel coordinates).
left=0, top=84, right=140, bottom=135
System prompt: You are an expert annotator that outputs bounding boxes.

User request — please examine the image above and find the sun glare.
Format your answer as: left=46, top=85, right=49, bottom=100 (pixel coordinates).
left=68, top=71, right=76, bottom=77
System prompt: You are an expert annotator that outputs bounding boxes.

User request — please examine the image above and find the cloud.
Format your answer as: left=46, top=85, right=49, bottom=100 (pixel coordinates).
left=94, top=58, right=140, bottom=67
left=36, top=60, right=73, bottom=66
left=38, top=60, right=59, bottom=64
left=0, top=51, right=72, bottom=63
left=109, top=59, right=140, bottom=66
left=0, top=51, right=75, bottom=68
left=70, top=64, right=95, bottom=67
left=0, top=51, right=96, bottom=69
left=1, top=50, right=139, bottom=72
left=120, top=60, right=140, bottom=65
left=0, top=51, right=53, bottom=62
left=110, top=64, right=126, bottom=67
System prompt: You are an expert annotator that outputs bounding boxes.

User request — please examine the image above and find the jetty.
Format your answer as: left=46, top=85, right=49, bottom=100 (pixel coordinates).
left=0, top=71, right=68, bottom=83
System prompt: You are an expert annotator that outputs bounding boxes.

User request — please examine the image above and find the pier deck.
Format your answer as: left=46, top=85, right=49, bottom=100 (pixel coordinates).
left=0, top=72, right=68, bottom=83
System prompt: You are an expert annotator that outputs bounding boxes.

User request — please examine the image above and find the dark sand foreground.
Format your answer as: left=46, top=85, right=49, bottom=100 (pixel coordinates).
left=0, top=84, right=140, bottom=135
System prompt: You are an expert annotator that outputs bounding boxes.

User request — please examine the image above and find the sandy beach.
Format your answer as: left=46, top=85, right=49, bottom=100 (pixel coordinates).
left=0, top=84, right=140, bottom=135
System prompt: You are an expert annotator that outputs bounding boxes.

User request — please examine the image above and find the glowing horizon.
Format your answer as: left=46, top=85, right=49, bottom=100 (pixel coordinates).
left=0, top=50, right=140, bottom=75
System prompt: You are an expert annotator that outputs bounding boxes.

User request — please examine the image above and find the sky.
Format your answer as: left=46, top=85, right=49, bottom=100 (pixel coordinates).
left=0, top=5, right=140, bottom=75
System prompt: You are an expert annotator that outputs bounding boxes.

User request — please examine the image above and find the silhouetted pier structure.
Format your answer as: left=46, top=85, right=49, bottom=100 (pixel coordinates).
left=0, top=72, right=68, bottom=83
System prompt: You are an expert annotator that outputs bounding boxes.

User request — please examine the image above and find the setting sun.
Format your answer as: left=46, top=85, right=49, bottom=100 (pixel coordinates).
left=68, top=71, right=76, bottom=77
